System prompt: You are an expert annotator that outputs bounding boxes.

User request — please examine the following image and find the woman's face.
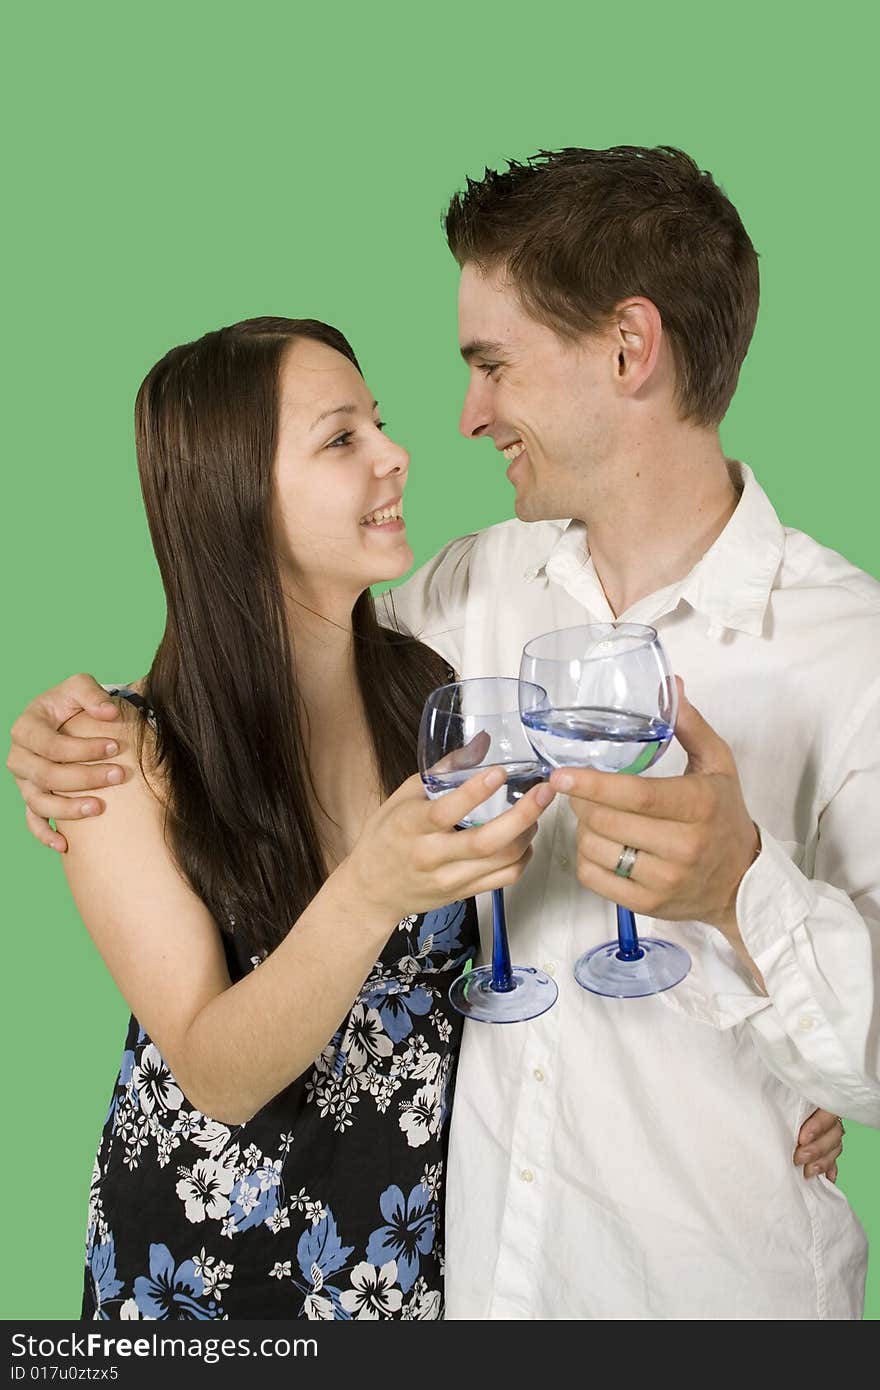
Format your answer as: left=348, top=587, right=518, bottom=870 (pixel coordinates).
left=273, top=337, right=413, bottom=607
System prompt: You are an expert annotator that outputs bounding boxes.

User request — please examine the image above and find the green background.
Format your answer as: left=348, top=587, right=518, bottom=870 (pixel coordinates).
left=3, top=0, right=877, bottom=1320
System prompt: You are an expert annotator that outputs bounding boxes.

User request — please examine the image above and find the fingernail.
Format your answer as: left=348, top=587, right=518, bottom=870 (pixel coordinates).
left=106, top=767, right=123, bottom=784
left=535, top=784, right=555, bottom=808
left=554, top=773, right=573, bottom=792
left=484, top=768, right=505, bottom=789
left=105, top=742, right=119, bottom=756
left=81, top=801, right=98, bottom=816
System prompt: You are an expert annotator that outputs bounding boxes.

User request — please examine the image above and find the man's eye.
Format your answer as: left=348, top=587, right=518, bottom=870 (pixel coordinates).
left=328, top=431, right=354, bottom=448
left=479, top=363, right=501, bottom=378
left=376, top=419, right=387, bottom=432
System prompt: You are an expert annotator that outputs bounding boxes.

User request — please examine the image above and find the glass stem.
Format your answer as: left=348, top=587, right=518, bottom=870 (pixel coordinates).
left=490, top=888, right=515, bottom=992
left=616, top=904, right=645, bottom=961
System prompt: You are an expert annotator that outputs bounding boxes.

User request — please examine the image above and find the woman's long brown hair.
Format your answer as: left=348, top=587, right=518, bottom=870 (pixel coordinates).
left=135, top=317, right=447, bottom=956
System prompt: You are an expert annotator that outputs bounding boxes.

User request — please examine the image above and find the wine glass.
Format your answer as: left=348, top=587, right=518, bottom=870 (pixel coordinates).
left=418, top=677, right=558, bottom=1023
left=519, top=624, right=691, bottom=998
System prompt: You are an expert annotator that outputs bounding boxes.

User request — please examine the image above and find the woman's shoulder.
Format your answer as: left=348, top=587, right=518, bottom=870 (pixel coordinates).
left=60, top=685, right=163, bottom=793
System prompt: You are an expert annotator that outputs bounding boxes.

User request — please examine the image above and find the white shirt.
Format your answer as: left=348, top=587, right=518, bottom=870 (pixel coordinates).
left=382, top=463, right=880, bottom=1320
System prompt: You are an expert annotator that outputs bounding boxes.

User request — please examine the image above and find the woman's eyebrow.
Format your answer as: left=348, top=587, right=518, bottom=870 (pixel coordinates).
left=310, top=400, right=379, bottom=430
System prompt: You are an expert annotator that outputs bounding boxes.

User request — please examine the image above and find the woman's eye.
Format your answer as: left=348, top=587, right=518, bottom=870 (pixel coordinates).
left=328, top=431, right=354, bottom=448
left=376, top=419, right=387, bottom=432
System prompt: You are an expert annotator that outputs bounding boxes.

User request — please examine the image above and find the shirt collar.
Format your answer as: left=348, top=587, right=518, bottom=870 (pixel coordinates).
left=537, top=463, right=785, bottom=637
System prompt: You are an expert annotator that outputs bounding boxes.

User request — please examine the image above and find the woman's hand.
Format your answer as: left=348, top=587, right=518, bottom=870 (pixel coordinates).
left=794, top=1109, right=845, bottom=1182
left=346, top=768, right=555, bottom=920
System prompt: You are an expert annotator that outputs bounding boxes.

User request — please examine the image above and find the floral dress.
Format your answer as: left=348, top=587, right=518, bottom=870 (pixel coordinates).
left=83, top=695, right=478, bottom=1321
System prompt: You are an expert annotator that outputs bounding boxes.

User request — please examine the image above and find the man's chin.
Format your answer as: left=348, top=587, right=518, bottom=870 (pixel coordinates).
left=512, top=488, right=551, bottom=523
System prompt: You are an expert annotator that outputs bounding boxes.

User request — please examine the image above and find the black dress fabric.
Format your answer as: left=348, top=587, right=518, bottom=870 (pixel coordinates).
left=82, top=689, right=477, bottom=1320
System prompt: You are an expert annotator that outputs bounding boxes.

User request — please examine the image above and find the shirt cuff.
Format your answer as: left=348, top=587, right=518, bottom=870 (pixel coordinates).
left=655, top=827, right=811, bottom=1032
left=736, top=826, right=814, bottom=972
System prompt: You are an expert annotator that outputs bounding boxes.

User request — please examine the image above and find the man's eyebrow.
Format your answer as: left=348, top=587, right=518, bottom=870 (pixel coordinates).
left=310, top=400, right=379, bottom=430
left=460, top=340, right=508, bottom=364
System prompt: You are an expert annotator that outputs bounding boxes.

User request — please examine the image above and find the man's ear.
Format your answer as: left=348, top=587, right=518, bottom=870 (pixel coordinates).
left=613, top=297, right=663, bottom=396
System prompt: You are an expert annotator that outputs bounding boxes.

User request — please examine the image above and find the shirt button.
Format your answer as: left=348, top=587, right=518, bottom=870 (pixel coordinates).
left=519, top=1168, right=534, bottom=1183
left=542, top=962, right=556, bottom=977
left=559, top=856, right=570, bottom=869
left=798, top=1014, right=816, bottom=1031
left=533, top=1068, right=545, bottom=1083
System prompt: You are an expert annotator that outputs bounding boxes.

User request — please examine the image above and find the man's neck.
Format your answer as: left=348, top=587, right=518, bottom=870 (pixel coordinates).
left=575, top=428, right=740, bottom=617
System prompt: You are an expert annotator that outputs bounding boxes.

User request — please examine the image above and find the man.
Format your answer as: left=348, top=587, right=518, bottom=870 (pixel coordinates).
left=9, top=148, right=877, bottom=1317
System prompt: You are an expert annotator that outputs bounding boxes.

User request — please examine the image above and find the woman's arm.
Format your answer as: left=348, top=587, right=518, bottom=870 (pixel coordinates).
left=57, top=709, right=549, bottom=1125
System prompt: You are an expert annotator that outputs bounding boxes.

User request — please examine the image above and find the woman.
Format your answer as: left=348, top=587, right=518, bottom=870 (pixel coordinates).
left=55, top=316, right=553, bottom=1319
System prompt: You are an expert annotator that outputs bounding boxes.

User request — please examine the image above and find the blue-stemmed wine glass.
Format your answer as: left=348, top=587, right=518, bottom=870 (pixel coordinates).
left=418, top=677, right=558, bottom=1023
left=519, top=624, right=691, bottom=998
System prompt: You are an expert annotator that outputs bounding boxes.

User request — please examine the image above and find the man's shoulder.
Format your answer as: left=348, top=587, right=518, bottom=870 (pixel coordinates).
left=781, top=526, right=880, bottom=616
left=441, top=514, right=569, bottom=568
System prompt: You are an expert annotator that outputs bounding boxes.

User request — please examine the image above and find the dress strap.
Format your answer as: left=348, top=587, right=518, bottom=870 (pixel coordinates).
left=107, top=686, right=157, bottom=727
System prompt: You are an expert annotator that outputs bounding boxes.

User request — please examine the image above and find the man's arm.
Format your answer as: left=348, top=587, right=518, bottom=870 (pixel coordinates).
left=375, top=531, right=478, bottom=671
left=557, top=680, right=880, bottom=1126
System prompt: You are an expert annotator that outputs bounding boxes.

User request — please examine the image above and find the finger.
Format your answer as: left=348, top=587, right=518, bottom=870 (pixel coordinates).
left=43, top=674, right=121, bottom=724
left=458, top=844, right=535, bottom=897
left=794, top=1112, right=845, bottom=1166
left=25, top=805, right=68, bottom=852
left=575, top=827, right=670, bottom=889
left=9, top=712, right=122, bottom=765
left=805, top=1142, right=842, bottom=1179
left=570, top=802, right=689, bottom=861
left=429, top=731, right=493, bottom=775
left=455, top=781, right=555, bottom=856
left=672, top=678, right=735, bottom=776
left=23, top=786, right=106, bottom=822
left=8, top=746, right=125, bottom=794
left=574, top=853, right=658, bottom=915
left=794, top=1108, right=842, bottom=1155
left=424, top=764, right=510, bottom=830
left=827, top=1162, right=839, bottom=1184
left=550, top=765, right=704, bottom=823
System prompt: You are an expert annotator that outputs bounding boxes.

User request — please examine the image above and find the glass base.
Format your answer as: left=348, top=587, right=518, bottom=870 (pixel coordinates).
left=449, top=966, right=558, bottom=1023
left=574, top=938, right=691, bottom=998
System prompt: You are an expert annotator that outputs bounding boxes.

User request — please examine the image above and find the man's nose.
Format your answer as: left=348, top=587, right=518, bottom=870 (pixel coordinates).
left=459, top=378, right=492, bottom=439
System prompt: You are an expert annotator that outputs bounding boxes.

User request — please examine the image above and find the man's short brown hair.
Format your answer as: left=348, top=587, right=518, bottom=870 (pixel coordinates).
left=444, top=146, right=759, bottom=426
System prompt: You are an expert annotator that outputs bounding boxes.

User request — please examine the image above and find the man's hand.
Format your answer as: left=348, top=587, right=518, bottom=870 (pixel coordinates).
left=7, top=674, right=125, bottom=851
left=550, top=679, right=760, bottom=959
left=795, top=1109, right=845, bottom=1182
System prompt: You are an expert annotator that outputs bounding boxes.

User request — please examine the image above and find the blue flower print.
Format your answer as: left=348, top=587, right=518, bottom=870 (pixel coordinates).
left=228, top=1161, right=283, bottom=1233
left=296, top=1210, right=354, bottom=1286
left=365, top=1183, right=434, bottom=1293
left=417, top=901, right=468, bottom=959
left=361, top=980, right=433, bottom=1044
left=133, top=1244, right=224, bottom=1319
left=86, top=1230, right=124, bottom=1317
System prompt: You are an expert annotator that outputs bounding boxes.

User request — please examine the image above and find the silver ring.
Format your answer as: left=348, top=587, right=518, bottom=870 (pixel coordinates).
left=614, top=844, right=639, bottom=879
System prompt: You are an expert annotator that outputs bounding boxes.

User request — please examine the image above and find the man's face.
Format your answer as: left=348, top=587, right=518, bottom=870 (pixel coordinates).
left=457, top=262, right=622, bottom=522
